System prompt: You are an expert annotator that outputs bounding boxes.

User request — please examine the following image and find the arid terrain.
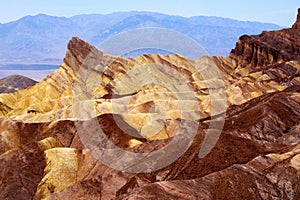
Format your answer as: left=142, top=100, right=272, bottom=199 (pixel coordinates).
left=0, top=9, right=300, bottom=200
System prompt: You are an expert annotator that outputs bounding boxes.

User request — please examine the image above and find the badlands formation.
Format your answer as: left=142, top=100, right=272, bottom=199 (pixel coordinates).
left=0, top=9, right=300, bottom=200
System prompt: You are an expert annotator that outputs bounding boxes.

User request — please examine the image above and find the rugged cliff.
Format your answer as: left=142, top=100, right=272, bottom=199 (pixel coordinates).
left=230, top=9, right=300, bottom=69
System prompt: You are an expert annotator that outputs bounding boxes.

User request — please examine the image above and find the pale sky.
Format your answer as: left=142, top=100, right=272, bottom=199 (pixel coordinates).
left=0, top=0, right=299, bottom=26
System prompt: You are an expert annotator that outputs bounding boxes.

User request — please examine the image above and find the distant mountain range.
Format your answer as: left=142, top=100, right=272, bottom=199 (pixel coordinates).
left=0, top=11, right=282, bottom=65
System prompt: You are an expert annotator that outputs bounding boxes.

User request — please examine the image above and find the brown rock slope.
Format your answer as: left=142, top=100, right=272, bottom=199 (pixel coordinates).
left=0, top=75, right=37, bottom=94
left=117, top=86, right=300, bottom=199
left=0, top=9, right=300, bottom=200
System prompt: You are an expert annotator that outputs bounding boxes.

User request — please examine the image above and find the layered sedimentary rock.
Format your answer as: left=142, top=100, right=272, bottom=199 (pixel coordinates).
left=230, top=8, right=300, bottom=69
left=0, top=9, right=300, bottom=200
left=1, top=87, right=300, bottom=199
left=0, top=36, right=299, bottom=123
left=118, top=143, right=300, bottom=200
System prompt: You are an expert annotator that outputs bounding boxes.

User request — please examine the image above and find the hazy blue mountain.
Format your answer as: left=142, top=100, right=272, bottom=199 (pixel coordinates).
left=0, top=11, right=282, bottom=65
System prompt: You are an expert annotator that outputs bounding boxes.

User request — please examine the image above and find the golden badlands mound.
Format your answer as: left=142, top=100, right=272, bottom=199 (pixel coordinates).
left=0, top=9, right=300, bottom=200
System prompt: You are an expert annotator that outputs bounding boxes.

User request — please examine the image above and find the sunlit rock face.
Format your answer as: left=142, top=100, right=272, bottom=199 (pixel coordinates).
left=0, top=9, right=300, bottom=200
left=0, top=36, right=298, bottom=123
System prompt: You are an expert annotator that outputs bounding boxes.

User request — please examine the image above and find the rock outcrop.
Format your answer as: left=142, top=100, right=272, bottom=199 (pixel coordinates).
left=0, top=9, right=300, bottom=200
left=230, top=8, right=300, bottom=69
